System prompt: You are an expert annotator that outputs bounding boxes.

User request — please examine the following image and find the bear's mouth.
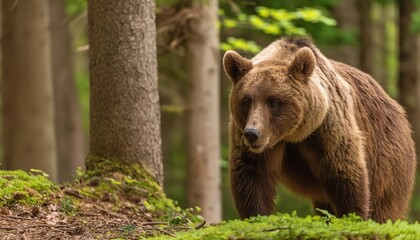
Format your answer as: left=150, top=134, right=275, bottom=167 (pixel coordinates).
left=248, top=145, right=265, bottom=153
left=244, top=138, right=270, bottom=153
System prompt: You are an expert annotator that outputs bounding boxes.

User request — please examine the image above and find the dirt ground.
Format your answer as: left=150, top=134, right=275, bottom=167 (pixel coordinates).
left=0, top=181, right=194, bottom=239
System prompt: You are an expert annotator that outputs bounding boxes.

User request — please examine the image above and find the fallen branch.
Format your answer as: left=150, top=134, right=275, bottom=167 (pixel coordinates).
left=194, top=220, right=206, bottom=229
left=142, top=221, right=167, bottom=226
left=93, top=205, right=129, bottom=221
left=0, top=214, right=33, bottom=220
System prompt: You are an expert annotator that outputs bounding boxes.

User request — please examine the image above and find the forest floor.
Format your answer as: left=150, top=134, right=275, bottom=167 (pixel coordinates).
left=0, top=164, right=201, bottom=240
left=3, top=161, right=420, bottom=240
left=0, top=194, right=158, bottom=239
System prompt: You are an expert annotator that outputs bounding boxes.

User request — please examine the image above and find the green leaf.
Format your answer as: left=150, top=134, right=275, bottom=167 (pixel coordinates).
left=256, top=6, right=271, bottom=18
left=262, top=23, right=280, bottom=35
left=271, top=9, right=296, bottom=21
left=223, top=19, right=237, bottom=28
left=249, top=15, right=266, bottom=29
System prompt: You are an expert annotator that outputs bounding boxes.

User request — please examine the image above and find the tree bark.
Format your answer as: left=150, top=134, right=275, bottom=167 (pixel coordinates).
left=328, top=0, right=359, bottom=68
left=49, top=0, right=85, bottom=182
left=373, top=3, right=388, bottom=91
left=359, top=0, right=374, bottom=75
left=2, top=0, right=58, bottom=181
left=0, top=1, right=3, bottom=168
left=398, top=0, right=420, bottom=164
left=87, top=0, right=163, bottom=184
left=185, top=0, right=222, bottom=223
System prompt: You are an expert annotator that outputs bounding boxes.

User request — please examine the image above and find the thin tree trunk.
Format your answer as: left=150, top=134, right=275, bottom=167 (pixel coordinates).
left=49, top=0, right=85, bottom=182
left=87, top=0, right=163, bottom=184
left=0, top=0, right=3, bottom=168
left=374, top=3, right=388, bottom=91
left=2, top=0, right=57, bottom=181
left=186, top=0, right=222, bottom=223
left=398, top=0, right=420, bottom=163
left=359, top=0, right=374, bottom=75
left=328, top=0, right=359, bottom=68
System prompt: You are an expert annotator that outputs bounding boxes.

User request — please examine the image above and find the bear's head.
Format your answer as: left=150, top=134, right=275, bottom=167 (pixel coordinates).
left=223, top=46, right=329, bottom=153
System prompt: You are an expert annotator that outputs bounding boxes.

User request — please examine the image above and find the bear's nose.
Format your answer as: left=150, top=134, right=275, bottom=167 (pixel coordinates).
left=244, top=128, right=260, bottom=144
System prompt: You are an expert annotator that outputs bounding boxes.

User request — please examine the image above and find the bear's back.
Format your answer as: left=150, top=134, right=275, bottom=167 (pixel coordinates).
left=331, top=60, right=415, bottom=216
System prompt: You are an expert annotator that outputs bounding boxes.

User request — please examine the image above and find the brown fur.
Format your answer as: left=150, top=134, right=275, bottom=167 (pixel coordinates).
left=223, top=37, right=416, bottom=223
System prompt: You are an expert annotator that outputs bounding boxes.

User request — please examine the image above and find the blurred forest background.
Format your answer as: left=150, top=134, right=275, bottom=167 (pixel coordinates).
left=2, top=0, right=420, bottom=222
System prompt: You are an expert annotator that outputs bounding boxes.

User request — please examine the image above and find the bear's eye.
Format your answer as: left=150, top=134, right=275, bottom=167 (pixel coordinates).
left=267, top=97, right=282, bottom=109
left=242, top=96, right=252, bottom=109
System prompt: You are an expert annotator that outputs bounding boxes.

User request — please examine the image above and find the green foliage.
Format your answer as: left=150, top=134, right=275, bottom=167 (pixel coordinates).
left=220, top=6, right=336, bottom=53
left=0, top=170, right=55, bottom=206
left=74, top=69, right=90, bottom=132
left=61, top=197, right=76, bottom=215
left=411, top=12, right=420, bottom=33
left=220, top=37, right=261, bottom=54
left=65, top=0, right=86, bottom=17
left=122, top=224, right=137, bottom=236
left=150, top=212, right=420, bottom=240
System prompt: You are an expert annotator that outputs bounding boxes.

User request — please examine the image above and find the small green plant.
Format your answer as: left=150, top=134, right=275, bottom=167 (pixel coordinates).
left=122, top=224, right=136, bottom=236
left=61, top=197, right=75, bottom=215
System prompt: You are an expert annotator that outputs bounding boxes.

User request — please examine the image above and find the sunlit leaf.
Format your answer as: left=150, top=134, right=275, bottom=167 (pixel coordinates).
left=223, top=19, right=237, bottom=28
left=249, top=15, right=266, bottom=28
left=256, top=6, right=271, bottom=18
left=271, top=9, right=295, bottom=21
left=263, top=24, right=280, bottom=35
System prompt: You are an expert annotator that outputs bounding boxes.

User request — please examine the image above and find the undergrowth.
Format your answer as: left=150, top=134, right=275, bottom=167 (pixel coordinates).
left=0, top=169, right=55, bottom=206
left=81, top=155, right=202, bottom=225
left=4, top=159, right=419, bottom=239
left=150, top=212, right=420, bottom=240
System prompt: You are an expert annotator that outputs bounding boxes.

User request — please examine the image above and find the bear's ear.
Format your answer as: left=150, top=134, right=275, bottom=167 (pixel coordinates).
left=223, top=50, right=253, bottom=83
left=288, top=47, right=316, bottom=82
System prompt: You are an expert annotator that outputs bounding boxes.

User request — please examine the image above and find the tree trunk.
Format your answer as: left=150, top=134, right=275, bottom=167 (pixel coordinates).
left=49, top=0, right=85, bottom=182
left=0, top=0, right=3, bottom=168
left=373, top=3, right=388, bottom=91
left=359, top=0, right=374, bottom=75
left=2, top=0, right=58, bottom=181
left=328, top=0, right=359, bottom=68
left=185, top=0, right=222, bottom=223
left=87, top=0, right=163, bottom=184
left=398, top=0, right=420, bottom=164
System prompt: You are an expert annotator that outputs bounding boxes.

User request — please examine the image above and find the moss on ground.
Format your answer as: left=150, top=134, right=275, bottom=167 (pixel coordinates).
left=0, top=169, right=55, bottom=206
left=82, top=155, right=201, bottom=224
left=5, top=159, right=420, bottom=239
left=150, top=212, right=420, bottom=240
left=0, top=156, right=201, bottom=238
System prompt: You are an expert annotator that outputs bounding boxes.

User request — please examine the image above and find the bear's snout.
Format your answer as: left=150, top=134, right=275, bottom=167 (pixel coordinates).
left=244, top=128, right=260, bottom=144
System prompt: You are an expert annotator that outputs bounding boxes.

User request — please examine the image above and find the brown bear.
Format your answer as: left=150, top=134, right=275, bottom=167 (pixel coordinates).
left=223, top=37, right=416, bottom=223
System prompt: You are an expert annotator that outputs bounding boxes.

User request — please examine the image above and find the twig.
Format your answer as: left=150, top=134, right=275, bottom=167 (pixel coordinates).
left=0, top=215, right=32, bottom=220
left=155, top=228, right=176, bottom=237
left=142, top=221, right=167, bottom=226
left=0, top=226, right=15, bottom=231
left=0, top=223, right=76, bottom=231
left=22, top=223, right=76, bottom=229
left=194, top=220, right=206, bottom=229
left=171, top=226, right=192, bottom=230
left=262, top=226, right=290, bottom=232
left=93, top=205, right=128, bottom=221
left=77, top=212, right=100, bottom=217
left=76, top=45, right=89, bottom=52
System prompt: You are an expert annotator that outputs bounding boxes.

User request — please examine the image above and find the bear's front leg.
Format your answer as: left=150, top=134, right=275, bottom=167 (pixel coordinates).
left=229, top=144, right=283, bottom=219
left=321, top=142, right=370, bottom=220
